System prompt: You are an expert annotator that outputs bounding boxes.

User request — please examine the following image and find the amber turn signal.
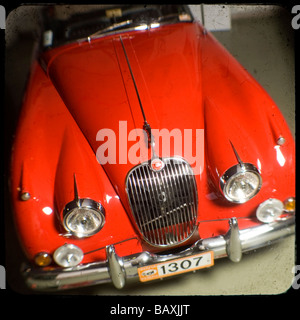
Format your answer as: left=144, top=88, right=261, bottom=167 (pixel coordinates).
left=34, top=252, right=52, bottom=267
left=284, top=197, right=295, bottom=212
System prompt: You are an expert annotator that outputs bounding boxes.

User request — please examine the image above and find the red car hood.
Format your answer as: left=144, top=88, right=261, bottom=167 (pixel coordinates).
left=43, top=22, right=295, bottom=218
left=44, top=23, right=204, bottom=191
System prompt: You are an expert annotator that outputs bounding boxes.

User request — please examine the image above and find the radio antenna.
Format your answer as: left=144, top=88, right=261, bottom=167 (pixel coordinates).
left=119, top=35, right=154, bottom=150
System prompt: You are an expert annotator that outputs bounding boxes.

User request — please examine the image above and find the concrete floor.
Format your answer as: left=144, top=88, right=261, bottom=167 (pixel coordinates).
left=4, top=5, right=295, bottom=295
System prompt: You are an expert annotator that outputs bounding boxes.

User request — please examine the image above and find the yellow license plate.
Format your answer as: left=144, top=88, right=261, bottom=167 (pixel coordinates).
left=138, top=251, right=214, bottom=282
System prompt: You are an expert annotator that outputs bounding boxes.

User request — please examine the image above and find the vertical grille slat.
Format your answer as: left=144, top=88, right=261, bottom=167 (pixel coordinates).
left=165, top=165, right=180, bottom=241
left=126, top=158, right=198, bottom=247
left=136, top=168, right=152, bottom=243
left=167, top=163, right=185, bottom=240
left=176, top=163, right=190, bottom=237
left=142, top=165, right=162, bottom=244
left=161, top=167, right=177, bottom=243
left=182, top=162, right=197, bottom=232
left=148, top=168, right=165, bottom=245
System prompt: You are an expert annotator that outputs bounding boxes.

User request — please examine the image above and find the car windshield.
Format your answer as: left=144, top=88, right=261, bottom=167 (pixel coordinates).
left=43, top=5, right=193, bottom=48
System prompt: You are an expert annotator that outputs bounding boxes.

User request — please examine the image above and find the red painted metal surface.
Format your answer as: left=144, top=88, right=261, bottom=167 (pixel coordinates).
left=10, top=62, right=142, bottom=264
left=10, top=21, right=295, bottom=265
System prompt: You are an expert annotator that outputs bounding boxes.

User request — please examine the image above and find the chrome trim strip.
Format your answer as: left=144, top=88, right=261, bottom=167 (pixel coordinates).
left=89, top=20, right=133, bottom=38
left=23, top=215, right=295, bottom=291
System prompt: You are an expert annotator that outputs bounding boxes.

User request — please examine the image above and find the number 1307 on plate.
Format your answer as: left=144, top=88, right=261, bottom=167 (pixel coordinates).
left=138, top=251, right=214, bottom=282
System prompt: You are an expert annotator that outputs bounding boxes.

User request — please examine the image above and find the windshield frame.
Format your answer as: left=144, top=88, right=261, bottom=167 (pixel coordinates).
left=41, top=5, right=194, bottom=49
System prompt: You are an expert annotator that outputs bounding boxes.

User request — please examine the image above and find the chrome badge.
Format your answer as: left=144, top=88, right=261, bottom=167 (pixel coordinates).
left=150, top=158, right=165, bottom=172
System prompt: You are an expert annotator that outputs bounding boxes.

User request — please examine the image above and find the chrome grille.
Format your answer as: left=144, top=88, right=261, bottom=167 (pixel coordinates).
left=126, top=158, right=198, bottom=247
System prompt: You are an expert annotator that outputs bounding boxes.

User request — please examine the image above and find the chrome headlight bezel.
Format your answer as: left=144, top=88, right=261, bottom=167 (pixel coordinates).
left=63, top=198, right=105, bottom=238
left=220, top=163, right=262, bottom=203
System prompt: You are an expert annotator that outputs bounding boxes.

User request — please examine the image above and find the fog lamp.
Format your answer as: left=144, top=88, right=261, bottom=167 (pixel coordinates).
left=283, top=197, right=295, bottom=212
left=34, top=252, right=52, bottom=267
left=53, top=244, right=83, bottom=268
left=256, top=198, right=283, bottom=223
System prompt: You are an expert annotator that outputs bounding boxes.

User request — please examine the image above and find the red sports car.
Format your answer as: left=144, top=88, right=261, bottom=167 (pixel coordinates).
left=10, top=5, right=295, bottom=291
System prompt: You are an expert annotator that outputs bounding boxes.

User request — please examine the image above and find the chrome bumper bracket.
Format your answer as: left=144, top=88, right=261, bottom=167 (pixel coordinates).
left=224, top=218, right=242, bottom=262
left=106, top=245, right=126, bottom=289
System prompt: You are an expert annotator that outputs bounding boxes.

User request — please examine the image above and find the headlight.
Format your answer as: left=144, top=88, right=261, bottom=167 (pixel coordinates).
left=220, top=163, right=262, bottom=203
left=256, top=198, right=283, bottom=223
left=53, top=244, right=83, bottom=267
left=63, top=198, right=105, bottom=238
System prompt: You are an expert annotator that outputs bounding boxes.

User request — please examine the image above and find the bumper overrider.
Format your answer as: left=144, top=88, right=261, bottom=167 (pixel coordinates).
left=23, top=215, right=295, bottom=291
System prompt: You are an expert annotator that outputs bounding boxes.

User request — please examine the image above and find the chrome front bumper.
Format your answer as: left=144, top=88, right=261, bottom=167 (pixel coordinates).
left=23, top=215, right=295, bottom=291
